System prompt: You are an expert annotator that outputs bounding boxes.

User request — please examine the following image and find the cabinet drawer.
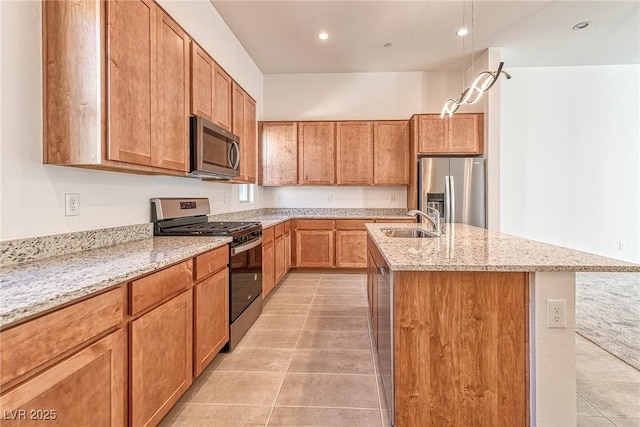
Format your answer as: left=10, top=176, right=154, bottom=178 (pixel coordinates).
left=275, top=223, right=284, bottom=237
left=296, top=219, right=334, bottom=230
left=195, top=245, right=229, bottom=281
left=262, top=226, right=274, bottom=243
left=130, top=260, right=193, bottom=316
left=1, top=287, right=124, bottom=388
left=335, top=219, right=371, bottom=230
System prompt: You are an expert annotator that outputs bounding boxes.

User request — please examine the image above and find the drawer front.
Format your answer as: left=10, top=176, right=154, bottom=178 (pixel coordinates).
left=195, top=245, right=229, bottom=281
left=275, top=223, right=284, bottom=237
left=295, top=219, right=334, bottom=230
left=130, top=260, right=193, bottom=316
left=1, top=287, right=124, bottom=388
left=335, top=219, right=371, bottom=230
left=262, top=226, right=274, bottom=243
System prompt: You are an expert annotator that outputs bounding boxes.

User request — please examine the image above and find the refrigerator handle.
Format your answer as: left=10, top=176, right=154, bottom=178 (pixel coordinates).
left=450, top=174, right=455, bottom=223
left=444, top=175, right=451, bottom=223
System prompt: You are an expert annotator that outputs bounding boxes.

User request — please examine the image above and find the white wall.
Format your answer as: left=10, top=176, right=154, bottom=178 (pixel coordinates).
left=0, top=0, right=264, bottom=240
left=500, top=65, right=640, bottom=263
left=264, top=186, right=407, bottom=209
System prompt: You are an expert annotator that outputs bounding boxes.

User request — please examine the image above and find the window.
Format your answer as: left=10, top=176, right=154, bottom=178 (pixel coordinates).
left=238, top=184, right=254, bottom=204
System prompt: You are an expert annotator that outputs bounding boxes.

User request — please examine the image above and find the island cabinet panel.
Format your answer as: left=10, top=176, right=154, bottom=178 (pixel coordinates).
left=194, top=268, right=229, bottom=376
left=393, top=271, right=528, bottom=427
left=298, top=122, right=336, bottom=185
left=336, top=121, right=374, bottom=185
left=373, top=121, right=410, bottom=185
left=259, top=122, right=298, bottom=186
left=190, top=42, right=215, bottom=121
left=0, top=330, right=125, bottom=427
left=130, top=290, right=193, bottom=427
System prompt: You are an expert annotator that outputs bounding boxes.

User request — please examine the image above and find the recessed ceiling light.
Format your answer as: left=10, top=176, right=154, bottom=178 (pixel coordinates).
left=572, top=21, right=591, bottom=30
left=456, top=28, right=469, bottom=37
left=384, top=42, right=392, bottom=48
left=318, top=32, right=329, bottom=40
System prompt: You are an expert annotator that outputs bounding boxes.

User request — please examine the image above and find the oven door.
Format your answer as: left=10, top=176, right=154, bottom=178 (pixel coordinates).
left=229, top=238, right=262, bottom=322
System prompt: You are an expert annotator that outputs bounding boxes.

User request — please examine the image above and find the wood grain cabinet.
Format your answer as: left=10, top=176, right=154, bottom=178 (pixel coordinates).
left=298, top=122, right=336, bottom=185
left=414, top=113, right=484, bottom=155
left=259, top=122, right=298, bottom=186
left=335, top=220, right=370, bottom=268
left=274, top=224, right=286, bottom=283
left=262, top=227, right=276, bottom=298
left=43, top=0, right=191, bottom=174
left=191, top=41, right=215, bottom=122
left=294, top=220, right=335, bottom=267
left=284, top=221, right=292, bottom=273
left=213, top=65, right=233, bottom=131
left=373, top=121, right=410, bottom=185
left=336, top=122, right=374, bottom=185
left=231, top=82, right=257, bottom=183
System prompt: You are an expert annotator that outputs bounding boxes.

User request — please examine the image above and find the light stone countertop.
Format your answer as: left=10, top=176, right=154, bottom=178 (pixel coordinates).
left=0, top=236, right=230, bottom=328
left=248, top=214, right=413, bottom=229
left=367, top=223, right=640, bottom=272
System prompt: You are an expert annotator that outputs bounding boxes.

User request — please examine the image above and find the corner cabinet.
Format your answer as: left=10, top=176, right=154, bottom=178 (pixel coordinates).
left=43, top=0, right=191, bottom=175
left=414, top=113, right=484, bottom=155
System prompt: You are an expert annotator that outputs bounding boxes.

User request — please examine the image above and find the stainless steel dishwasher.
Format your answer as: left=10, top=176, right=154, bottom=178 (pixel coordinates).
left=376, top=258, right=394, bottom=425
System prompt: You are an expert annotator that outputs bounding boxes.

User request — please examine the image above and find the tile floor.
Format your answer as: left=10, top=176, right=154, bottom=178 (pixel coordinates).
left=159, top=272, right=640, bottom=427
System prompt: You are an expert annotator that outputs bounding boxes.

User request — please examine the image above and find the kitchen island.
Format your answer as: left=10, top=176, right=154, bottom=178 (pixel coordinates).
left=366, top=223, right=640, bottom=427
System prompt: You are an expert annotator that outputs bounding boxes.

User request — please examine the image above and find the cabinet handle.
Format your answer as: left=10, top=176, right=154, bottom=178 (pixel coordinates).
left=379, top=267, right=386, bottom=276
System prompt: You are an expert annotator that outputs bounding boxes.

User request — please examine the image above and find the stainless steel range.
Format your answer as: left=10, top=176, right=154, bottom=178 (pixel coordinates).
left=151, top=198, right=262, bottom=350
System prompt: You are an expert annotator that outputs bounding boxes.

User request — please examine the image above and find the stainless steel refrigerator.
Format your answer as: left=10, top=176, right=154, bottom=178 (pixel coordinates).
left=417, top=157, right=486, bottom=228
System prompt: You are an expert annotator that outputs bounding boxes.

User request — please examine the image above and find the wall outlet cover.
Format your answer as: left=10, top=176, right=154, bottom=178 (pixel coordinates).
left=546, top=299, right=566, bottom=328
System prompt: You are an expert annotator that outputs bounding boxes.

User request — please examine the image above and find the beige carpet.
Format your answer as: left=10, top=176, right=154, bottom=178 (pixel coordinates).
left=576, top=272, right=640, bottom=370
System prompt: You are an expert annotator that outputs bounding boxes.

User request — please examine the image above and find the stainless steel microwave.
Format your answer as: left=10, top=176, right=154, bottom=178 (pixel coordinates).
left=190, top=116, right=240, bottom=179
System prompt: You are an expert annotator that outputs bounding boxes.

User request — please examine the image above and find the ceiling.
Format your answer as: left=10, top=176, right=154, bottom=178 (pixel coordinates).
left=211, top=0, right=640, bottom=74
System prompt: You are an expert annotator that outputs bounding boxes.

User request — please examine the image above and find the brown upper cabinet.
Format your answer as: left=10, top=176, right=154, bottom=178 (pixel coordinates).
left=191, top=41, right=232, bottom=132
left=373, top=121, right=410, bottom=185
left=298, top=122, right=336, bottom=185
left=213, top=66, right=233, bottom=131
left=43, top=0, right=191, bottom=175
left=231, top=82, right=257, bottom=183
left=414, top=113, right=484, bottom=155
left=259, top=122, right=298, bottom=186
left=336, top=121, right=374, bottom=185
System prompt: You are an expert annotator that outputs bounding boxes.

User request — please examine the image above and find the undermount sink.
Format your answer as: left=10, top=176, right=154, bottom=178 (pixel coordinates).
left=380, top=227, right=439, bottom=238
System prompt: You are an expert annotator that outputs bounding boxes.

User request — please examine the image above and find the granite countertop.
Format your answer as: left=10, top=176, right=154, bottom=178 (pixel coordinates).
left=0, top=236, right=230, bottom=327
left=249, top=213, right=413, bottom=229
left=367, top=223, right=640, bottom=272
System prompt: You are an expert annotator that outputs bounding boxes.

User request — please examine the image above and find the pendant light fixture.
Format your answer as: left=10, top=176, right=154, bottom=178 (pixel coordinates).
left=440, top=0, right=511, bottom=118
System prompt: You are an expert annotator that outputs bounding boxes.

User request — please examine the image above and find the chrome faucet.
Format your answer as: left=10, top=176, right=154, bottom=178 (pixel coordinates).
left=407, top=208, right=441, bottom=235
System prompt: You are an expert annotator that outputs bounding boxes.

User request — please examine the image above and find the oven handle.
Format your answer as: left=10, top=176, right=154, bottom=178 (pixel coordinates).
left=231, top=237, right=262, bottom=256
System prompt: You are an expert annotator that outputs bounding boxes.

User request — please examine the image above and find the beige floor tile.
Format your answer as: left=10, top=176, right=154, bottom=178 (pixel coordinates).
left=286, top=273, right=323, bottom=280
left=275, top=373, right=379, bottom=408
left=315, top=287, right=365, bottom=296
left=609, top=418, right=640, bottom=426
left=267, top=293, right=315, bottom=305
left=320, top=273, right=366, bottom=281
left=577, top=416, right=616, bottom=426
left=296, top=330, right=372, bottom=350
left=216, top=347, right=294, bottom=372
left=262, top=303, right=310, bottom=315
left=312, top=296, right=367, bottom=307
left=381, top=409, right=391, bottom=427
left=238, top=329, right=301, bottom=349
left=186, top=371, right=285, bottom=405
left=302, top=315, right=369, bottom=332
left=578, top=381, right=640, bottom=418
left=268, top=406, right=382, bottom=427
left=579, top=394, right=604, bottom=416
left=317, top=280, right=365, bottom=288
left=272, top=287, right=317, bottom=296
left=159, top=403, right=271, bottom=427
left=577, top=354, right=640, bottom=383
left=307, top=304, right=369, bottom=317
left=288, top=349, right=375, bottom=375
left=253, top=314, right=308, bottom=330
left=277, top=280, right=319, bottom=288
left=576, top=334, right=618, bottom=358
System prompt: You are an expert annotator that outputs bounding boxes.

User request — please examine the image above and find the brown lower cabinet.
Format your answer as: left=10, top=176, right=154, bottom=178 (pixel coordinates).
left=262, top=221, right=292, bottom=298
left=262, top=239, right=275, bottom=298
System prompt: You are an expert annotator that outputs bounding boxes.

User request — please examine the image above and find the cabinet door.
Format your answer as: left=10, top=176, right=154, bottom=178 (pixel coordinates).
left=274, top=235, right=285, bottom=283
left=131, top=290, right=192, bottom=427
left=336, top=122, right=374, bottom=185
left=335, top=230, right=368, bottom=268
left=194, top=269, right=229, bottom=376
left=244, top=96, right=257, bottom=183
left=295, top=230, right=334, bottom=267
left=213, top=64, right=232, bottom=131
left=416, top=114, right=447, bottom=154
left=107, top=0, right=156, bottom=166
left=374, top=121, right=409, bottom=185
left=260, top=122, right=298, bottom=186
left=156, top=11, right=190, bottom=171
left=298, top=122, right=335, bottom=185
left=449, top=113, right=484, bottom=154
left=284, top=231, right=292, bottom=272
left=262, top=241, right=275, bottom=298
left=231, top=82, right=246, bottom=178
left=191, top=42, right=214, bottom=121
left=0, top=330, right=125, bottom=427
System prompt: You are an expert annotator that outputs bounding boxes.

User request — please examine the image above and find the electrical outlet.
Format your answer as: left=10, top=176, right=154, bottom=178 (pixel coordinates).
left=547, top=299, right=566, bottom=328
left=619, top=241, right=625, bottom=250
left=223, top=192, right=229, bottom=203
left=278, top=195, right=283, bottom=202
left=389, top=195, right=396, bottom=203
left=327, top=194, right=332, bottom=203
left=65, top=193, right=80, bottom=216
